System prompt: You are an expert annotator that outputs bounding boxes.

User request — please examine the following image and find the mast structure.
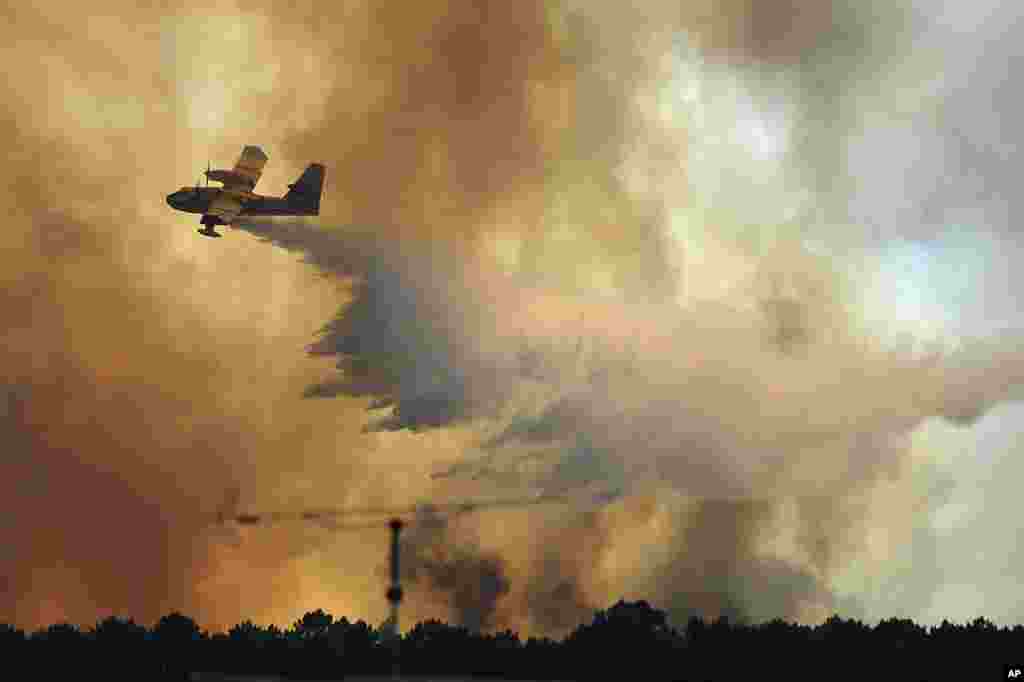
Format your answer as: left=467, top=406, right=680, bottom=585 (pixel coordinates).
left=215, top=491, right=576, bottom=677
left=386, top=518, right=403, bottom=678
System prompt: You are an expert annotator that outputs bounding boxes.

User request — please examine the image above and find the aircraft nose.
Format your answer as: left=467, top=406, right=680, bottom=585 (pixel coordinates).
left=166, top=193, right=178, bottom=207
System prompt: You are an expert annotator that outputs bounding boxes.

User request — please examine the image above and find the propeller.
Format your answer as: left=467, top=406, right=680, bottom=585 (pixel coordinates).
left=193, top=161, right=211, bottom=198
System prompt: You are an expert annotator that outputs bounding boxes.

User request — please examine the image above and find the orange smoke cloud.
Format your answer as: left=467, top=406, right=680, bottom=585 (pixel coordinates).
left=7, top=0, right=1024, bottom=641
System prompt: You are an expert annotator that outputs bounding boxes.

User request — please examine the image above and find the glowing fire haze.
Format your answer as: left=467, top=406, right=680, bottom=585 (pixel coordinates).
left=4, top=0, right=1024, bottom=636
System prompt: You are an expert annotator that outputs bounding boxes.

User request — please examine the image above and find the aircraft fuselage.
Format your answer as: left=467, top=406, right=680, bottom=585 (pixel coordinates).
left=165, top=187, right=318, bottom=217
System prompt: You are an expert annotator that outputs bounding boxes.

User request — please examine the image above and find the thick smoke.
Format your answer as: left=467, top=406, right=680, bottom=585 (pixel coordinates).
left=0, top=106, right=245, bottom=628
left=235, top=0, right=1024, bottom=633
left=9, top=0, right=1024, bottom=638
left=395, top=510, right=511, bottom=633
left=1, top=2, right=374, bottom=632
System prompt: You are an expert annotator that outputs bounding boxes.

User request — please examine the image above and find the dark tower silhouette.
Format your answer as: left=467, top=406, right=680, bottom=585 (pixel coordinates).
left=213, top=488, right=579, bottom=677
left=386, top=518, right=404, bottom=678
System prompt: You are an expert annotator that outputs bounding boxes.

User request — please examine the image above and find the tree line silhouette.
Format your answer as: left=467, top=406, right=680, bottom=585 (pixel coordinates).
left=1, top=600, right=1018, bottom=680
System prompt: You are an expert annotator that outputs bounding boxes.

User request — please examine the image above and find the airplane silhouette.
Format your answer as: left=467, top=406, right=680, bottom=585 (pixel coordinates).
left=166, top=146, right=324, bottom=238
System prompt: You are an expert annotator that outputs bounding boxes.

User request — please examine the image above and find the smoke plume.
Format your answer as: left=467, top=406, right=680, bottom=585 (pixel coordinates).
left=7, top=0, right=1024, bottom=638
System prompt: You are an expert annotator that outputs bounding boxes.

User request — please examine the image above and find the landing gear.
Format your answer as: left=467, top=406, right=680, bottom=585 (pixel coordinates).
left=198, top=215, right=222, bottom=238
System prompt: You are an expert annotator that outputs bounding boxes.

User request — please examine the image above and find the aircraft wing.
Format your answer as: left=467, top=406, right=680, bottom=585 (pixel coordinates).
left=206, top=193, right=244, bottom=224
left=229, top=145, right=268, bottom=190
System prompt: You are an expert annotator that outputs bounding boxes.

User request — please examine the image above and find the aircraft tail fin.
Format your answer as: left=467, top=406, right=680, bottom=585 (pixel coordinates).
left=284, top=163, right=325, bottom=215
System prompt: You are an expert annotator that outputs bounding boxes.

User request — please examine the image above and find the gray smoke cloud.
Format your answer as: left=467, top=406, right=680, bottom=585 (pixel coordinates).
left=235, top=206, right=1024, bottom=631
left=397, top=511, right=511, bottom=632
left=230, top=0, right=1024, bottom=632
left=9, top=0, right=1024, bottom=638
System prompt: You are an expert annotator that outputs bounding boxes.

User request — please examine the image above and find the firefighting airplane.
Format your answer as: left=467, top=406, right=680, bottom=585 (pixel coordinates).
left=166, top=146, right=325, bottom=238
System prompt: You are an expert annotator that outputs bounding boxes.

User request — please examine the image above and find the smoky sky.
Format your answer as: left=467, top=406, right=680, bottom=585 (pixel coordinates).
left=7, top=0, right=1024, bottom=638
left=1, top=3, right=371, bottom=633
left=2, top=104, right=242, bottom=628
